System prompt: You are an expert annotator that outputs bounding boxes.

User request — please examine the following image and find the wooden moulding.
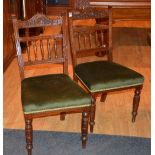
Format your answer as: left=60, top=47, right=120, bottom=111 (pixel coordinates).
left=17, top=13, right=62, bottom=28
left=89, top=1, right=151, bottom=8
left=24, top=106, right=91, bottom=119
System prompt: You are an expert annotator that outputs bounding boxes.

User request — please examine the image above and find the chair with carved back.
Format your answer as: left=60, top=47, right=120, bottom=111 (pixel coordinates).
left=12, top=13, right=92, bottom=154
left=73, top=0, right=110, bottom=57
left=68, top=6, right=144, bottom=133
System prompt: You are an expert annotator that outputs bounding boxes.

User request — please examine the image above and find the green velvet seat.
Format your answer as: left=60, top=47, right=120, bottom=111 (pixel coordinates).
left=75, top=61, right=144, bottom=93
left=22, top=74, right=91, bottom=114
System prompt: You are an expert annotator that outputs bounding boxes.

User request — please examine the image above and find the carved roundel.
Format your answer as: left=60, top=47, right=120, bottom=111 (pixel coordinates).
left=76, top=0, right=90, bottom=9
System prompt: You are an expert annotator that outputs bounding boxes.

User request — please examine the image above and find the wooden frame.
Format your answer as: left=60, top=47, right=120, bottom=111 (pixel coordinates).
left=71, top=0, right=151, bottom=21
left=89, top=0, right=151, bottom=21
left=12, top=13, right=92, bottom=154
left=90, top=0, right=151, bottom=8
left=68, top=6, right=143, bottom=132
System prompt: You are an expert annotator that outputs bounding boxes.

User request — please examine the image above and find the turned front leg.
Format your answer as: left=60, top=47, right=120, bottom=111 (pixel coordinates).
left=25, top=119, right=33, bottom=155
left=132, top=87, right=142, bottom=122
left=81, top=112, right=89, bottom=149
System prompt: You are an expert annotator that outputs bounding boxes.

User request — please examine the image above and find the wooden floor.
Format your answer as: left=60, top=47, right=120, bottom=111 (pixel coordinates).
left=3, top=20, right=151, bottom=138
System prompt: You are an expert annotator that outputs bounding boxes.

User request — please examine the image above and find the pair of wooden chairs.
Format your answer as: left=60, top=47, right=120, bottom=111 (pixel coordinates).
left=12, top=6, right=144, bottom=155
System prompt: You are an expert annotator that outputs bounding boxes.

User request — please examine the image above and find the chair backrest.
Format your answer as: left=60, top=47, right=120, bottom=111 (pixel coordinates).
left=69, top=7, right=112, bottom=68
left=12, top=13, right=68, bottom=80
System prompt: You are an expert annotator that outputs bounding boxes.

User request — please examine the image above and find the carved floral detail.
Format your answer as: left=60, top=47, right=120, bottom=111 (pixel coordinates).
left=72, top=8, right=108, bottom=20
left=76, top=0, right=90, bottom=9
left=18, top=13, right=62, bottom=28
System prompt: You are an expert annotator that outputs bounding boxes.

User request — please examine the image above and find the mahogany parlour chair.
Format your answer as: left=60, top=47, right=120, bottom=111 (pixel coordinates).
left=68, top=8, right=144, bottom=133
left=12, top=13, right=92, bottom=154
left=74, top=0, right=109, bottom=57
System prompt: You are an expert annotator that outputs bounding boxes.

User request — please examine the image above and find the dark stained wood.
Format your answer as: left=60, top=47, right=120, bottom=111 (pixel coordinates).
left=112, top=8, right=150, bottom=20
left=12, top=13, right=67, bottom=79
left=25, top=0, right=46, bottom=19
left=69, top=7, right=112, bottom=66
left=25, top=119, right=33, bottom=155
left=90, top=0, right=151, bottom=8
left=108, top=6, right=112, bottom=61
left=90, top=96, right=96, bottom=133
left=45, top=0, right=151, bottom=21
left=74, top=0, right=90, bottom=9
left=69, top=6, right=143, bottom=131
left=24, top=107, right=91, bottom=119
left=76, top=47, right=109, bottom=57
left=81, top=111, right=89, bottom=148
left=90, top=0, right=151, bottom=20
left=100, top=93, right=107, bottom=102
left=12, top=13, right=92, bottom=154
left=132, top=86, right=142, bottom=122
left=71, top=0, right=150, bottom=21
left=60, top=112, right=66, bottom=121
left=3, top=0, right=47, bottom=72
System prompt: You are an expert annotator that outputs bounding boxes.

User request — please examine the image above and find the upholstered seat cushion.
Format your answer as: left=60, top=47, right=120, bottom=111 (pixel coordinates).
left=21, top=74, right=91, bottom=114
left=75, top=61, right=144, bottom=93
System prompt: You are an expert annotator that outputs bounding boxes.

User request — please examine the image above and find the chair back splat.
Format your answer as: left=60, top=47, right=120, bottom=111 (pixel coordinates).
left=12, top=13, right=68, bottom=80
left=69, top=7, right=113, bottom=68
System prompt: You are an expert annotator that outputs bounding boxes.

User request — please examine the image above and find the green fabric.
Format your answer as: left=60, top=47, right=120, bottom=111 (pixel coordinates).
left=75, top=61, right=144, bottom=93
left=21, top=74, right=91, bottom=114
